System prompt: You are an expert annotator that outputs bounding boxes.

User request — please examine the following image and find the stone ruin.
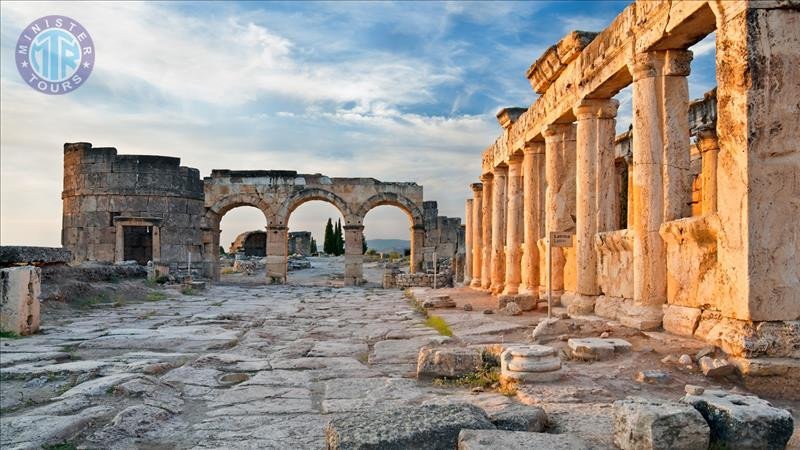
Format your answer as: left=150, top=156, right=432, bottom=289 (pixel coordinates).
left=60, top=142, right=463, bottom=286
left=463, top=0, right=799, bottom=395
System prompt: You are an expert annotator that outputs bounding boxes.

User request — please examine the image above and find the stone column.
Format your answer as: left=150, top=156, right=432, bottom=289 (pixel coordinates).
left=502, top=155, right=524, bottom=295
left=521, top=141, right=545, bottom=296
left=470, top=183, right=483, bottom=288
left=266, top=225, right=288, bottom=284
left=574, top=99, right=619, bottom=301
left=490, top=166, right=508, bottom=294
left=696, top=126, right=719, bottom=215
left=542, top=123, right=577, bottom=301
left=410, top=225, right=425, bottom=273
left=464, top=199, right=473, bottom=285
left=480, top=173, right=493, bottom=290
left=714, top=4, right=800, bottom=321
left=344, top=224, right=364, bottom=286
left=0, top=266, right=41, bottom=335
left=627, top=49, right=692, bottom=329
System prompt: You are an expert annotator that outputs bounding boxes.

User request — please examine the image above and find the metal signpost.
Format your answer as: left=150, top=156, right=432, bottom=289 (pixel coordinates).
left=547, top=231, right=573, bottom=319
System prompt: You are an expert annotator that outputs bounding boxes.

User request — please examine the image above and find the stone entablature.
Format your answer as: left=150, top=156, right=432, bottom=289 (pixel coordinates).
left=464, top=0, right=799, bottom=360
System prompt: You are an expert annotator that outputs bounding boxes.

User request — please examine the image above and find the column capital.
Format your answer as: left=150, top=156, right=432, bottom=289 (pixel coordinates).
left=471, top=182, right=483, bottom=192
left=507, top=153, right=524, bottom=165
left=493, top=165, right=509, bottom=177
left=523, top=140, right=545, bottom=155
left=696, top=125, right=719, bottom=153
left=574, top=98, right=620, bottom=120
left=542, top=123, right=576, bottom=143
left=629, top=50, right=693, bottom=81
left=479, top=173, right=493, bottom=183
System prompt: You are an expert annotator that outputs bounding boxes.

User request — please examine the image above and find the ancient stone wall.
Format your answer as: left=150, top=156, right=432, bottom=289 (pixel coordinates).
left=421, top=201, right=465, bottom=270
left=229, top=231, right=267, bottom=257
left=288, top=231, right=312, bottom=256
left=62, top=143, right=204, bottom=273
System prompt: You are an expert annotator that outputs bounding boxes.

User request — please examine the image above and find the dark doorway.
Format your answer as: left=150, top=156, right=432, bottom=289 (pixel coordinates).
left=124, top=226, right=152, bottom=265
left=243, top=232, right=266, bottom=257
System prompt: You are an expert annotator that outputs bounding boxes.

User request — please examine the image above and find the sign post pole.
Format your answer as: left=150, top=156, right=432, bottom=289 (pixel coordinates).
left=547, top=235, right=552, bottom=319
left=433, top=252, right=438, bottom=289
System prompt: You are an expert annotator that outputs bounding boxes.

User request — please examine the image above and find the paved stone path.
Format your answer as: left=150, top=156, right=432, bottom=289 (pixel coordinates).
left=0, top=284, right=523, bottom=449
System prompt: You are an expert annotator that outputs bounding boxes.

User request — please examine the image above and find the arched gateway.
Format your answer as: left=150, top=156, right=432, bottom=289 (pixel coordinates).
left=202, top=170, right=425, bottom=285
left=61, top=143, right=463, bottom=287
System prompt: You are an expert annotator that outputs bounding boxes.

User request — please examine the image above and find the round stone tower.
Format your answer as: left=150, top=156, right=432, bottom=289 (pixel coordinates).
left=62, top=142, right=205, bottom=270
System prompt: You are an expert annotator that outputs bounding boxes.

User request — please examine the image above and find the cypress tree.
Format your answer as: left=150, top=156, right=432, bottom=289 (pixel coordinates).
left=362, top=232, right=367, bottom=254
left=310, top=237, right=318, bottom=254
left=323, top=218, right=334, bottom=254
left=334, top=219, right=344, bottom=255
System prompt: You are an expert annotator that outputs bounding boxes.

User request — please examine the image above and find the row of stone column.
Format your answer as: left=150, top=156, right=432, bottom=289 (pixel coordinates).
left=464, top=49, right=721, bottom=324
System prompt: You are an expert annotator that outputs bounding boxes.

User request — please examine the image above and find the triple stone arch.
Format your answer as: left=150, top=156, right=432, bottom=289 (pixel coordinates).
left=202, top=189, right=425, bottom=285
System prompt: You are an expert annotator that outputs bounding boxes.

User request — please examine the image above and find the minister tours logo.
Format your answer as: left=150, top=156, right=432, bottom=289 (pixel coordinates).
left=16, top=15, right=95, bottom=95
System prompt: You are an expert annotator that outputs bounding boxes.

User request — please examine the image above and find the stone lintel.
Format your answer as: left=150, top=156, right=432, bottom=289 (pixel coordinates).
left=525, top=30, right=599, bottom=94
left=496, top=107, right=528, bottom=129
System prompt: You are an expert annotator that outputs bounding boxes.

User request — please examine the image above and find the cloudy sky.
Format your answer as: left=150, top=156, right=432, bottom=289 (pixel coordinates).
left=0, top=1, right=716, bottom=249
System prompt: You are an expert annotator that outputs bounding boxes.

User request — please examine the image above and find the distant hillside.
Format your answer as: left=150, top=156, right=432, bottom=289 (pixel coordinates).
left=367, top=239, right=410, bottom=253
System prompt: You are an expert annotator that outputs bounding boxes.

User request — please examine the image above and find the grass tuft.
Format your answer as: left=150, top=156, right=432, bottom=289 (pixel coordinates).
left=0, top=330, right=20, bottom=339
left=425, top=315, right=452, bottom=337
left=181, top=287, right=198, bottom=296
left=43, top=443, right=78, bottom=450
left=146, top=291, right=168, bottom=302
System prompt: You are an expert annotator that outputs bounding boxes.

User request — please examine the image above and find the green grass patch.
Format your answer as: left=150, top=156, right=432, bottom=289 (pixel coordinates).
left=43, top=442, right=78, bottom=450
left=424, top=315, right=452, bottom=337
left=0, top=330, right=20, bottom=339
left=181, top=287, right=198, bottom=296
left=209, top=301, right=223, bottom=307
left=146, top=291, right=168, bottom=302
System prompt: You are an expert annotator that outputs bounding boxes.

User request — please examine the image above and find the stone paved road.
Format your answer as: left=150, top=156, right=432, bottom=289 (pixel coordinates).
left=0, top=284, right=512, bottom=449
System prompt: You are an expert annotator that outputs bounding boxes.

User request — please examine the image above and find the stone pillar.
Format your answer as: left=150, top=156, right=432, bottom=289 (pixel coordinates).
left=697, top=126, right=719, bottom=215
left=714, top=4, right=800, bottom=321
left=503, top=155, right=524, bottom=295
left=0, top=266, right=41, bottom=336
left=542, top=123, right=577, bottom=301
left=203, top=227, right=220, bottom=281
left=266, top=225, right=288, bottom=284
left=490, top=166, right=508, bottom=295
left=521, top=141, right=545, bottom=296
left=627, top=49, right=692, bottom=329
left=464, top=199, right=473, bottom=285
left=480, top=173, right=493, bottom=290
left=574, top=99, right=619, bottom=300
left=410, top=225, right=425, bottom=273
left=344, top=224, right=364, bottom=286
left=470, top=183, right=483, bottom=288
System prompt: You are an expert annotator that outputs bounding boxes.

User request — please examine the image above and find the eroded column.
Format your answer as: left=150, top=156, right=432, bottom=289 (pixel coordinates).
left=574, top=99, right=619, bottom=301
left=343, top=224, right=364, bottom=286
left=542, top=123, right=577, bottom=302
left=266, top=225, right=288, bottom=284
left=521, top=141, right=545, bottom=297
left=470, top=183, right=483, bottom=288
left=490, top=166, right=508, bottom=295
left=410, top=225, right=425, bottom=273
left=627, top=50, right=692, bottom=329
left=464, top=199, right=473, bottom=285
left=502, top=155, right=523, bottom=295
left=480, top=173, right=493, bottom=290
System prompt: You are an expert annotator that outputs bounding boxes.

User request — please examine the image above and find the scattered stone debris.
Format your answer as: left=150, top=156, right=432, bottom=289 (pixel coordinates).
left=501, top=302, right=522, bottom=316
left=678, top=354, right=693, bottom=366
left=422, top=295, right=456, bottom=309
left=464, top=304, right=473, bottom=311
left=488, top=404, right=547, bottom=432
left=500, top=345, right=562, bottom=383
left=636, top=370, right=671, bottom=384
left=698, top=357, right=735, bottom=377
left=613, top=396, right=710, bottom=450
left=682, top=389, right=795, bottom=450
left=685, top=384, right=705, bottom=396
left=325, top=403, right=495, bottom=450
left=483, top=309, right=494, bottom=315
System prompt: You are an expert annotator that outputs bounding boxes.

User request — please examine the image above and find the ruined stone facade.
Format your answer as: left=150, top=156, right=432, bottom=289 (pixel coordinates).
left=463, top=1, right=799, bottom=366
left=62, top=143, right=204, bottom=272
left=421, top=201, right=465, bottom=270
left=229, top=231, right=267, bottom=257
left=63, top=153, right=432, bottom=286
left=288, top=231, right=312, bottom=256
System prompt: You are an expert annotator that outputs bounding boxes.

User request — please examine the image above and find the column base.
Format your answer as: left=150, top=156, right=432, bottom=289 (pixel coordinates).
left=560, top=293, right=597, bottom=316
left=618, top=304, right=663, bottom=330
left=537, top=287, right=563, bottom=307
left=470, top=279, right=483, bottom=289
left=497, top=294, right=536, bottom=311
left=491, top=284, right=505, bottom=296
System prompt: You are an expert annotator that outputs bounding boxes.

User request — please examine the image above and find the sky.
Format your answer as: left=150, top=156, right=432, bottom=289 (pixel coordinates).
left=0, top=1, right=717, bottom=248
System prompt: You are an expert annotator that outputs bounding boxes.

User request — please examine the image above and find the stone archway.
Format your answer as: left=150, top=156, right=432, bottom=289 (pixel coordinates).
left=355, top=193, right=426, bottom=274
left=202, top=193, right=273, bottom=281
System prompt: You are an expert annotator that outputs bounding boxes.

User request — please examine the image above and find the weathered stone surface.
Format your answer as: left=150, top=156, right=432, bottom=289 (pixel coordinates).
left=501, top=301, right=522, bottom=316
left=325, top=403, right=495, bottom=450
left=422, top=295, right=456, bottom=309
left=488, top=405, right=547, bottom=432
left=682, top=390, right=795, bottom=450
left=662, top=304, right=702, bottom=337
left=0, top=246, right=72, bottom=265
left=568, top=338, right=631, bottom=360
left=698, top=356, right=735, bottom=377
left=0, top=266, right=41, bottom=336
left=417, top=347, right=482, bottom=379
left=458, top=429, right=590, bottom=450
left=636, top=370, right=671, bottom=384
left=501, top=345, right=562, bottom=383
left=497, top=294, right=535, bottom=311
left=0, top=406, right=112, bottom=449
left=594, top=295, right=624, bottom=320
left=109, top=404, right=172, bottom=437
left=613, top=397, right=710, bottom=450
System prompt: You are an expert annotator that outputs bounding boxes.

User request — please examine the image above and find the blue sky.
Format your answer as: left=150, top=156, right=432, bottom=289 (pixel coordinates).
left=0, top=1, right=717, bottom=248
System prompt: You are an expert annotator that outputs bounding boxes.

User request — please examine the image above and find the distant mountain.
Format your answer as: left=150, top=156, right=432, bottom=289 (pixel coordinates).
left=367, top=239, right=410, bottom=253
